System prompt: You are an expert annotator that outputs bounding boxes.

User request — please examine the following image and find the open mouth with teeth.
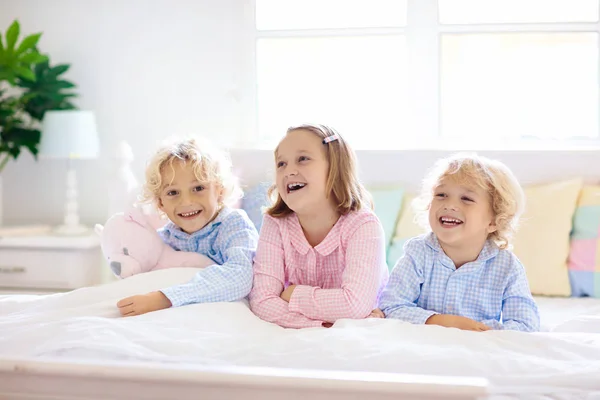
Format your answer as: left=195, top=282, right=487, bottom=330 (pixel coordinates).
left=178, top=210, right=202, bottom=219
left=439, top=216, right=463, bottom=226
left=287, top=182, right=306, bottom=193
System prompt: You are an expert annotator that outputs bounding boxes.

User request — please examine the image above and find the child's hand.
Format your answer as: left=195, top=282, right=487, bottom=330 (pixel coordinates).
left=117, top=291, right=172, bottom=317
left=369, top=308, right=385, bottom=318
left=426, top=314, right=490, bottom=331
left=280, top=285, right=297, bottom=302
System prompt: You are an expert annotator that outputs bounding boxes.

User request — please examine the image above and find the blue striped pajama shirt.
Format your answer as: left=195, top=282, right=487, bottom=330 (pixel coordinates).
left=379, top=232, right=540, bottom=332
left=157, top=207, right=258, bottom=307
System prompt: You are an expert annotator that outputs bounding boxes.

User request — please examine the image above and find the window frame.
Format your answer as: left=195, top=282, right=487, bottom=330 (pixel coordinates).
left=241, top=0, right=600, bottom=150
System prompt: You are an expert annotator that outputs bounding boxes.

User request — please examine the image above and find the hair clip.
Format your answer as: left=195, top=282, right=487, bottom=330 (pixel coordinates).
left=322, top=134, right=340, bottom=144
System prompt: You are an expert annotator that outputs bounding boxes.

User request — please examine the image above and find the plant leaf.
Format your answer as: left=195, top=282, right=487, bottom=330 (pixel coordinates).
left=8, top=146, right=21, bottom=159
left=5, top=20, right=20, bottom=52
left=52, top=80, right=76, bottom=89
left=20, top=128, right=41, bottom=157
left=34, top=59, right=49, bottom=77
left=48, top=64, right=70, bottom=78
left=15, top=32, right=42, bottom=55
left=2, top=74, right=16, bottom=85
left=0, top=127, right=40, bottom=159
left=0, top=33, right=4, bottom=56
left=0, top=70, right=16, bottom=82
left=13, top=66, right=35, bottom=81
left=20, top=51, right=47, bottom=64
left=20, top=92, right=37, bottom=101
left=13, top=59, right=79, bottom=122
left=15, top=77, right=34, bottom=89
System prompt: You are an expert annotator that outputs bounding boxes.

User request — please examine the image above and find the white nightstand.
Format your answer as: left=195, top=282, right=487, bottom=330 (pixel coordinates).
left=0, top=232, right=104, bottom=294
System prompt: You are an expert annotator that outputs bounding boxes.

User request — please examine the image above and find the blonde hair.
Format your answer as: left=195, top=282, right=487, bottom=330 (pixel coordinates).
left=414, top=153, right=525, bottom=249
left=266, top=124, right=371, bottom=218
left=140, top=136, right=242, bottom=209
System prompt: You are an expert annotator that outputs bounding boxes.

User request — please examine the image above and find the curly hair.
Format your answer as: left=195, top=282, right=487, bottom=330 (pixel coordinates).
left=140, top=136, right=242, bottom=210
left=414, top=153, right=525, bottom=249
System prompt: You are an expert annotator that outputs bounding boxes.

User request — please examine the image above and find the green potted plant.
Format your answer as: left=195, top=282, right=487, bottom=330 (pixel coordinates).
left=0, top=19, right=78, bottom=224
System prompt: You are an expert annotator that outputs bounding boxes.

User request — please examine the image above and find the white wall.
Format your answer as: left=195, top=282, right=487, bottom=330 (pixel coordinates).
left=1, top=0, right=599, bottom=227
left=0, top=0, right=250, bottom=226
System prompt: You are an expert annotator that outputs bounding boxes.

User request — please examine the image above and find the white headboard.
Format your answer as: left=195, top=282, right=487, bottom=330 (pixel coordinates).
left=2, top=149, right=599, bottom=226
left=230, top=149, right=600, bottom=190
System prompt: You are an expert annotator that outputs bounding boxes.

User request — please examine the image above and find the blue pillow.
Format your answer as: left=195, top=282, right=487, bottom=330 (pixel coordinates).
left=387, top=238, right=409, bottom=272
left=241, top=182, right=271, bottom=231
left=367, top=186, right=405, bottom=265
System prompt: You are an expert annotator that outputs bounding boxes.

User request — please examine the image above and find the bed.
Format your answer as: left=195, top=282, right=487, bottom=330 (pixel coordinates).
left=1, top=268, right=599, bottom=399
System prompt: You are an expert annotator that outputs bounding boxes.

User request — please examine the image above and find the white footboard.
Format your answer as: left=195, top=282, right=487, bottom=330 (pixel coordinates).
left=0, top=358, right=487, bottom=400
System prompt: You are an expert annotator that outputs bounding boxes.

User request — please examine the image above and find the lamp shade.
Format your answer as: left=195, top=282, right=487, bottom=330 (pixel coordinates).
left=40, top=110, right=100, bottom=159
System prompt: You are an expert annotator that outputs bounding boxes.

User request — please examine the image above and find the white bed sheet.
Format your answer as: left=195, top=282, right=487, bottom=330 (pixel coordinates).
left=1, top=268, right=600, bottom=399
left=536, top=295, right=600, bottom=332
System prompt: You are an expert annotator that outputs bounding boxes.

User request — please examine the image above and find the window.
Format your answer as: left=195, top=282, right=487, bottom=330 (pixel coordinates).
left=256, top=0, right=407, bottom=30
left=253, top=0, right=600, bottom=149
left=438, top=0, right=599, bottom=24
left=441, top=33, right=598, bottom=140
left=256, top=36, right=408, bottom=149
left=254, top=0, right=407, bottom=148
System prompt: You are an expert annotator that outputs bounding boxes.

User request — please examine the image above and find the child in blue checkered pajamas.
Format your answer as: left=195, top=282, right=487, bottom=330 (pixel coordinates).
left=117, top=137, right=258, bottom=317
left=375, top=153, right=540, bottom=332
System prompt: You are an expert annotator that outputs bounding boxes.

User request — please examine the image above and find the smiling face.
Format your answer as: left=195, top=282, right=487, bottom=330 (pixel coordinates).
left=428, top=176, right=497, bottom=250
left=274, top=129, right=331, bottom=216
left=158, top=160, right=223, bottom=234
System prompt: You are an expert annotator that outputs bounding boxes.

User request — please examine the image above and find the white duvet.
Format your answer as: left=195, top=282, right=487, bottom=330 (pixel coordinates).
left=1, top=268, right=600, bottom=399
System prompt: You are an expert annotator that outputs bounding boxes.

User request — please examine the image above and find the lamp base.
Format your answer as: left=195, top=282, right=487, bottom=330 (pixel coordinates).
left=53, top=224, right=90, bottom=236
left=57, top=163, right=90, bottom=237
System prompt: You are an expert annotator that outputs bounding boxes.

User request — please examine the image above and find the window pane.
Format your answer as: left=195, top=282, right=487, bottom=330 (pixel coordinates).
left=441, top=33, right=598, bottom=140
left=257, top=36, right=407, bottom=149
left=256, top=0, right=407, bottom=30
left=439, top=0, right=599, bottom=24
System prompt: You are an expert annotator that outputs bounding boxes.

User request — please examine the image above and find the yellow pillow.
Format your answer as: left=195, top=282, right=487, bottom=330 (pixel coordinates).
left=390, top=179, right=583, bottom=296
left=393, top=193, right=425, bottom=240
left=512, top=178, right=583, bottom=296
left=387, top=194, right=427, bottom=268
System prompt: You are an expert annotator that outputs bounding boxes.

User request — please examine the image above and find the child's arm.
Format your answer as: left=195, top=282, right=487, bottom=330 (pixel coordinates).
left=249, top=216, right=325, bottom=329
left=480, top=259, right=540, bottom=332
left=118, top=219, right=257, bottom=316
left=286, top=214, right=388, bottom=322
left=377, top=238, right=491, bottom=331
left=159, top=213, right=258, bottom=307
left=378, top=239, right=439, bottom=324
left=117, top=292, right=171, bottom=316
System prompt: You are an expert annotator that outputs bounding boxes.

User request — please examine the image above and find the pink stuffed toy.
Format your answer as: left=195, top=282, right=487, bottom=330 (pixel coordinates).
left=95, top=207, right=214, bottom=279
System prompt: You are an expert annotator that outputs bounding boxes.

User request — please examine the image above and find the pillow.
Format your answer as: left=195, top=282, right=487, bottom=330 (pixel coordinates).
left=241, top=182, right=271, bottom=231
left=568, top=185, right=600, bottom=297
left=388, top=179, right=583, bottom=297
left=512, top=178, right=583, bottom=297
left=388, top=193, right=426, bottom=270
left=367, top=186, right=405, bottom=262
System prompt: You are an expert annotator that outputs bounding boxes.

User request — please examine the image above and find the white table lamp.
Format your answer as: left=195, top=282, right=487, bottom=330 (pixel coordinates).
left=40, top=110, right=100, bottom=235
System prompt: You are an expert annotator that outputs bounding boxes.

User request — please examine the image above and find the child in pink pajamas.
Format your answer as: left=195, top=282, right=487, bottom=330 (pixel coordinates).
left=249, top=124, right=389, bottom=328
